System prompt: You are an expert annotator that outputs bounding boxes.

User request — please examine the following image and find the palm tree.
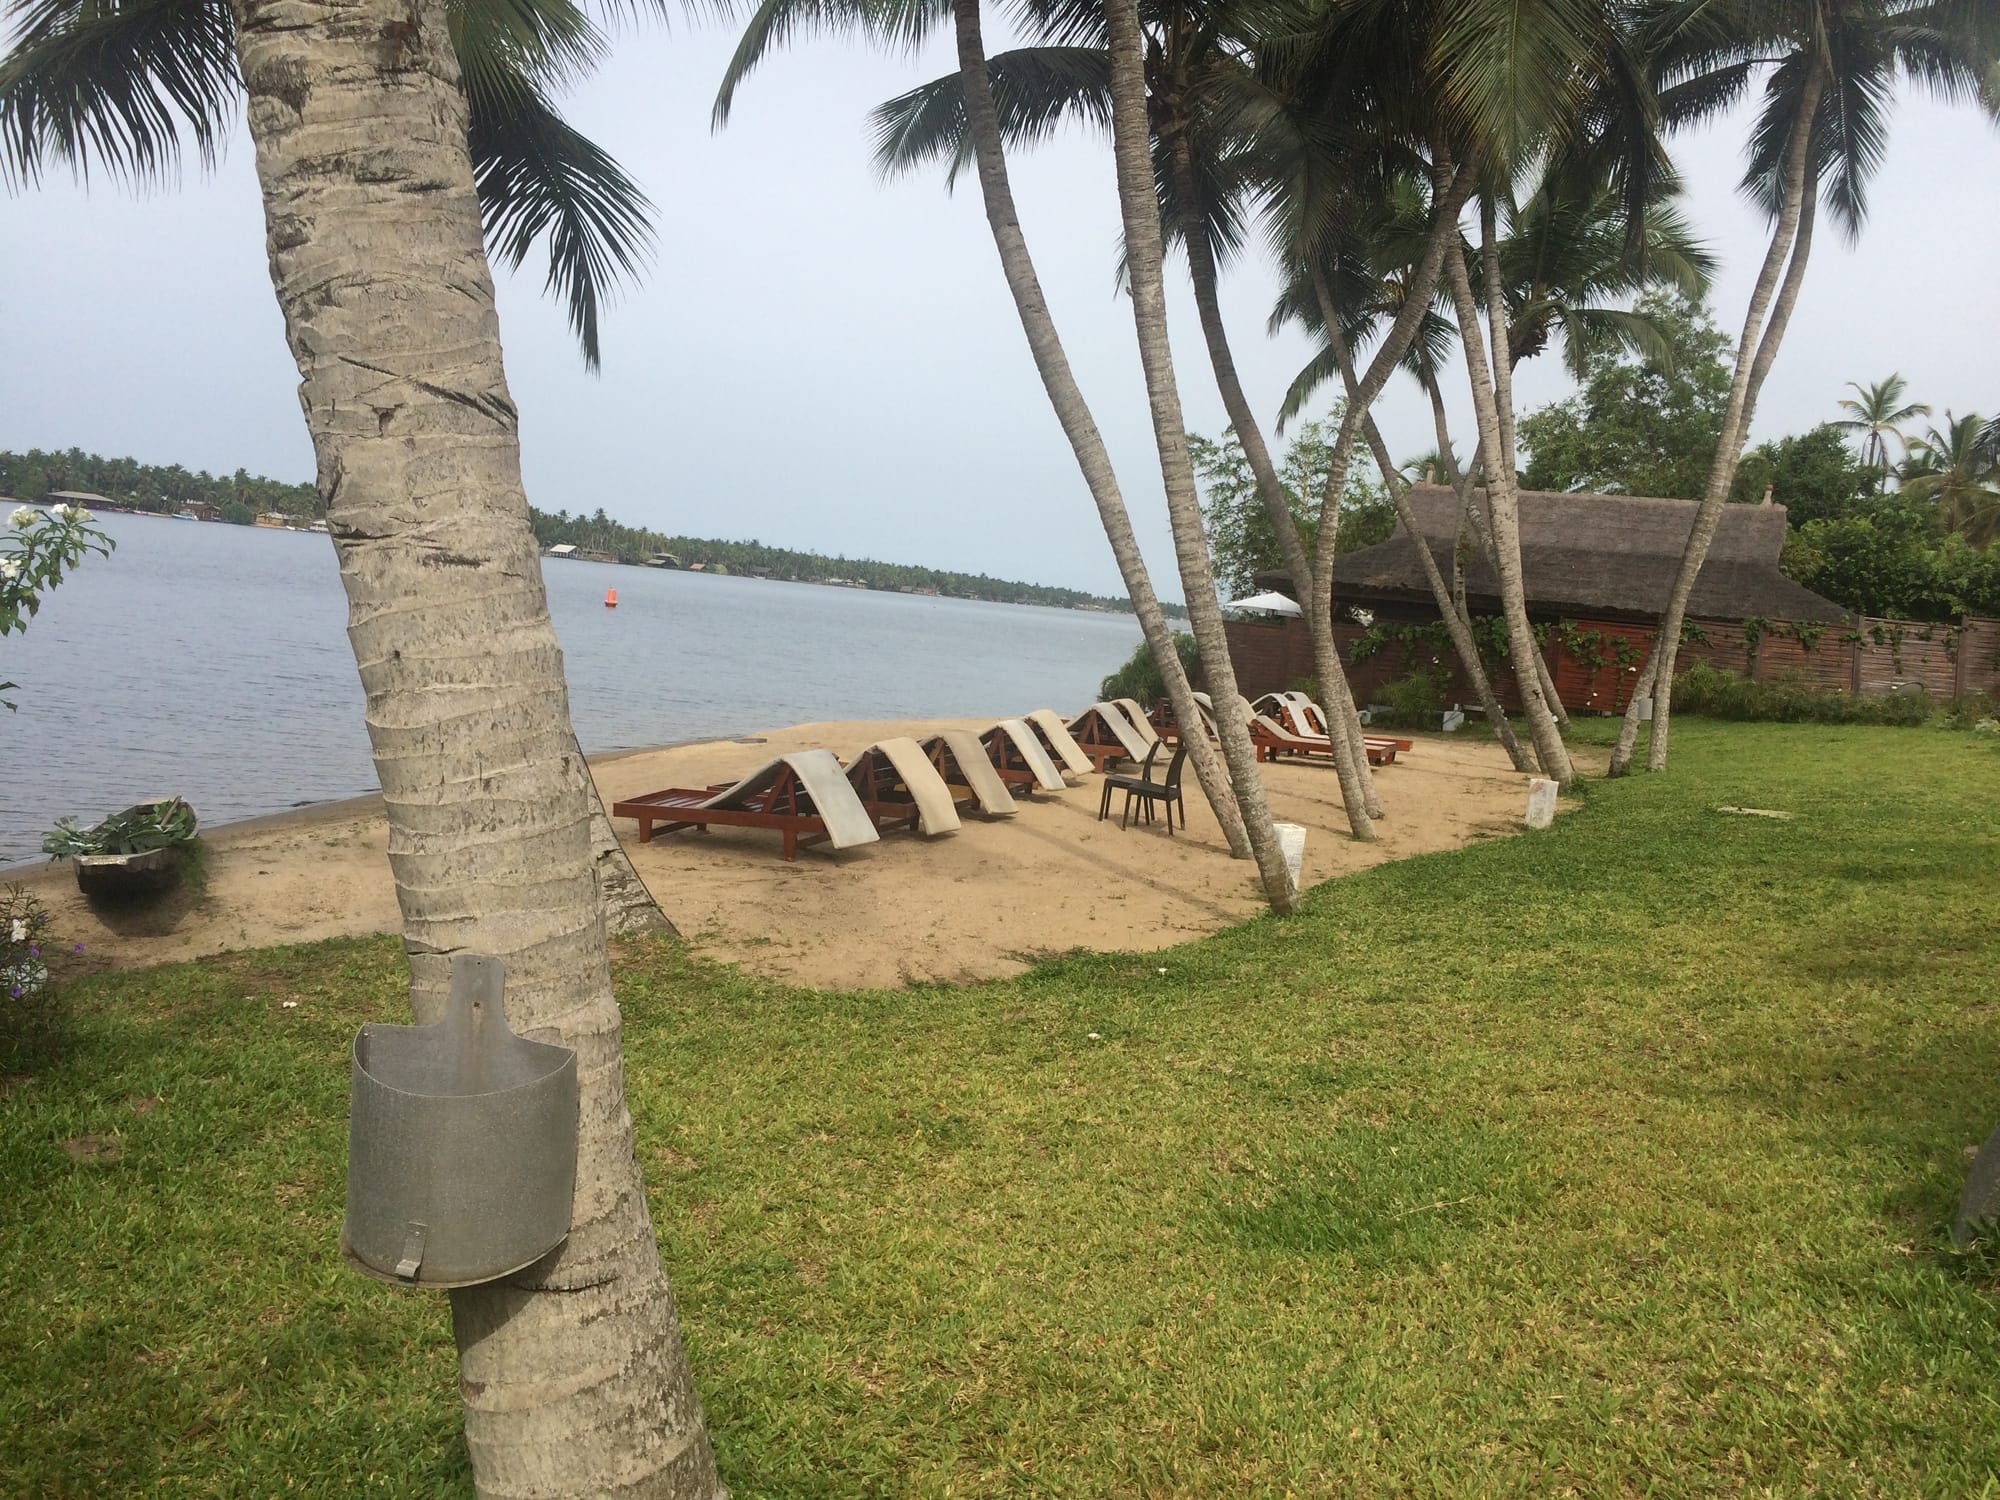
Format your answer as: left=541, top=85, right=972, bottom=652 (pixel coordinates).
left=1, top=0, right=724, bottom=1491
left=2, top=0, right=674, bottom=940
left=864, top=0, right=1384, bottom=838
left=1104, top=0, right=1297, bottom=903
left=1901, top=411, right=2000, bottom=546
left=715, top=0, right=1308, bottom=890
left=1611, top=0, right=1999, bottom=776
left=1835, top=373, right=1930, bottom=479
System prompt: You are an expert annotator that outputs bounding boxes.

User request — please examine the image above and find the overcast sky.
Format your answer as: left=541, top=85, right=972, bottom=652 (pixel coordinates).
left=2, top=23, right=1995, bottom=597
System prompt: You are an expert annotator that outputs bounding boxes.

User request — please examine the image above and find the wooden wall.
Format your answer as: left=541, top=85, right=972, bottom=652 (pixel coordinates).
left=1223, top=612, right=2000, bottom=713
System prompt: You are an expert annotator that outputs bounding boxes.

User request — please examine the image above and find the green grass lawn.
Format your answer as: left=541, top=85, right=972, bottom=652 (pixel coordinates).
left=6, top=721, right=2000, bottom=1497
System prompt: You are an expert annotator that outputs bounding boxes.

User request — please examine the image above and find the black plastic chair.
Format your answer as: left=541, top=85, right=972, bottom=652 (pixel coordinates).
left=1097, top=739, right=1188, bottom=832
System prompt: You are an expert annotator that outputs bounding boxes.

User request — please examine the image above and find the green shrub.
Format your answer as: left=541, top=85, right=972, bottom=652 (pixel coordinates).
left=1100, top=632, right=1202, bottom=705
left=1373, top=669, right=1451, bottom=729
left=1, top=885, right=72, bottom=1072
left=1671, top=662, right=1932, bottom=725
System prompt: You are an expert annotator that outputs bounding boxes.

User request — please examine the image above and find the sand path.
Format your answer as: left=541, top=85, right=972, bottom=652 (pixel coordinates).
left=7, top=717, right=1552, bottom=988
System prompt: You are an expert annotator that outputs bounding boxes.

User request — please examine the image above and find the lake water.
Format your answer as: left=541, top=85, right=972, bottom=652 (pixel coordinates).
left=0, top=512, right=1139, bottom=865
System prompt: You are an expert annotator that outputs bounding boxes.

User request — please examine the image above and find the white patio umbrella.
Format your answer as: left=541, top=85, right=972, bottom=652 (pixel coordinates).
left=1223, top=590, right=1304, bottom=616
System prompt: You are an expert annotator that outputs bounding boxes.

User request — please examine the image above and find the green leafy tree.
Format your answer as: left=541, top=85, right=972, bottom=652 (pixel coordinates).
left=2, top=501, right=113, bottom=708
left=1100, top=630, right=1201, bottom=702
left=1783, top=505, right=2000, bottom=619
left=1518, top=292, right=1732, bottom=498
left=1191, top=420, right=1390, bottom=599
left=1729, top=423, right=1879, bottom=525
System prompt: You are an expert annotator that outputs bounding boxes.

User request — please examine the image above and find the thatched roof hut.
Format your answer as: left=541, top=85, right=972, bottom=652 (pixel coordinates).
left=1295, top=485, right=1850, bottom=625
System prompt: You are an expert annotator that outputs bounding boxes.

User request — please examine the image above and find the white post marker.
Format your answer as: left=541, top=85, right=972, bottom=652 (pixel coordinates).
left=1525, top=778, right=1558, bottom=830
left=1274, top=822, right=1307, bottom=892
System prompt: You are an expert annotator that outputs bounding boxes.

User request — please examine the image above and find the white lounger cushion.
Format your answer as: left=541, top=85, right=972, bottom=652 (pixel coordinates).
left=921, top=730, right=1018, bottom=816
left=1112, top=698, right=1160, bottom=745
left=992, top=718, right=1067, bottom=791
left=856, top=736, right=962, bottom=836
left=1069, top=701, right=1151, bottom=762
left=696, top=749, right=880, bottom=849
left=1022, top=708, right=1095, bottom=777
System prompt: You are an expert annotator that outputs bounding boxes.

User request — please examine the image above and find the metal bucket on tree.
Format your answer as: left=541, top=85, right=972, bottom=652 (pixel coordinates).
left=342, top=955, right=578, bottom=1288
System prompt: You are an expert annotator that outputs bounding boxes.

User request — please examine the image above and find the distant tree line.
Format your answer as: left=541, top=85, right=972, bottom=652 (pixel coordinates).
left=530, top=507, right=1178, bottom=616
left=0, top=448, right=322, bottom=526
left=0, top=449, right=1168, bottom=616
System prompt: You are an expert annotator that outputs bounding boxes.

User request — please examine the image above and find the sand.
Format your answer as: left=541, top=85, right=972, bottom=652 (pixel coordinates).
left=7, top=717, right=1553, bottom=989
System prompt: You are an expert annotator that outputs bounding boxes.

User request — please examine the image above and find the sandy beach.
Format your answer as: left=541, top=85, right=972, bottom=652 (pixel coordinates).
left=9, top=717, right=1553, bottom=988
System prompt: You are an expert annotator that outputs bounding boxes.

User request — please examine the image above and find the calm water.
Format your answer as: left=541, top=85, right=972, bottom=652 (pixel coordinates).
left=0, top=512, right=1138, bottom=865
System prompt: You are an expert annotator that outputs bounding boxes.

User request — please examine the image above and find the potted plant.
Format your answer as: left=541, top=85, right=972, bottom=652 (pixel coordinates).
left=43, top=798, right=199, bottom=901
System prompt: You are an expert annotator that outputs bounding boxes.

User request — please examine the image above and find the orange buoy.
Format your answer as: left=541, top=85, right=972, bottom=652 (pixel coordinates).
left=604, top=588, right=618, bottom=608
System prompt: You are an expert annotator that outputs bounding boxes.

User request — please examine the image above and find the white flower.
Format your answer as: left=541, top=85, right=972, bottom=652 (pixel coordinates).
left=8, top=507, right=35, bottom=529
left=0, top=557, right=19, bottom=583
left=8, top=919, right=26, bottom=943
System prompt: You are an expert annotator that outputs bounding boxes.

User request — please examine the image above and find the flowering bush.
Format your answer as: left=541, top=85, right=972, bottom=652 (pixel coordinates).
left=0, top=884, right=74, bottom=1071
left=3, top=502, right=114, bottom=709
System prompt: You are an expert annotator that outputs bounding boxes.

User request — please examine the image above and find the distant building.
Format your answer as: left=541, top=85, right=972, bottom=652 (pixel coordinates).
left=545, top=543, right=579, bottom=558
left=1234, top=486, right=1853, bottom=715
left=45, top=490, right=115, bottom=509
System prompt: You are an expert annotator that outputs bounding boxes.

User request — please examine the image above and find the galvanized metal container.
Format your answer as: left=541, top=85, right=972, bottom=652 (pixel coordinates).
left=342, top=955, right=578, bottom=1288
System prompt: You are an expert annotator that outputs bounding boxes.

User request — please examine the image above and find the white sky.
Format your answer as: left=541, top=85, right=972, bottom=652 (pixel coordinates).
left=1, top=21, right=1995, bottom=596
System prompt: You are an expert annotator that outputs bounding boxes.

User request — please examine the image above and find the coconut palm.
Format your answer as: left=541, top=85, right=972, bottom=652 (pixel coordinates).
left=715, top=0, right=1322, bottom=899
left=1901, top=411, right=2000, bottom=546
left=1610, top=0, right=2000, bottom=776
left=1, top=0, right=724, bottom=1490
left=2, top=0, right=678, bottom=940
left=2, top=0, right=652, bottom=371
left=863, top=0, right=1384, bottom=838
left=1101, top=0, right=1297, bottom=900
left=1835, top=373, right=1930, bottom=479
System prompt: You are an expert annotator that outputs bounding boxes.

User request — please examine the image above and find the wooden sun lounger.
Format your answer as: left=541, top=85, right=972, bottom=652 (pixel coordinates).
left=1021, top=709, right=1094, bottom=778
left=611, top=749, right=879, bottom=862
left=979, top=718, right=1068, bottom=795
left=844, top=737, right=962, bottom=836
left=1256, top=692, right=1412, bottom=762
left=915, top=730, right=1018, bottom=817
left=1112, top=697, right=1161, bottom=747
left=1249, top=710, right=1402, bottom=767
left=1063, top=701, right=1152, bottom=772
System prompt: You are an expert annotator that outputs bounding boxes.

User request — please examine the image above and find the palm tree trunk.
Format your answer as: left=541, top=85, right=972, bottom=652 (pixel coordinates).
left=585, top=764, right=676, bottom=937
left=947, top=0, right=1248, bottom=858
left=229, top=0, right=720, bottom=1493
left=1170, top=134, right=1377, bottom=837
left=1476, top=196, right=1574, bottom=742
left=1438, top=184, right=1572, bottom=784
left=1106, top=0, right=1293, bottom=910
left=1316, top=280, right=1529, bottom=772
left=1609, top=60, right=1826, bottom=777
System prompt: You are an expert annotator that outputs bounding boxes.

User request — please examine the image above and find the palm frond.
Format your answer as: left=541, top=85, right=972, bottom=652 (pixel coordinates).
left=0, top=0, right=237, bottom=186
left=1430, top=0, right=1612, bottom=163
left=713, top=0, right=944, bottom=126
left=1276, top=342, right=1342, bottom=434
left=450, top=0, right=605, bottom=96
left=469, top=71, right=654, bottom=371
left=870, top=45, right=1109, bottom=183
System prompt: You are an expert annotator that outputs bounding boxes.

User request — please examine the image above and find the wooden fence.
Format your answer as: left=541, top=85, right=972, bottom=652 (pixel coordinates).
left=1224, top=613, right=2000, bottom=714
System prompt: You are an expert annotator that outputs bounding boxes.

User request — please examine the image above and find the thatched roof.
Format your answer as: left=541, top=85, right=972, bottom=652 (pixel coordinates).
left=1302, top=486, right=1850, bottom=624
